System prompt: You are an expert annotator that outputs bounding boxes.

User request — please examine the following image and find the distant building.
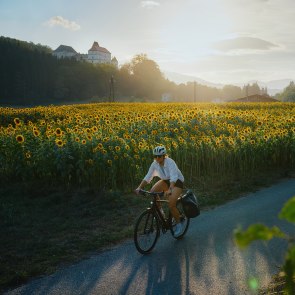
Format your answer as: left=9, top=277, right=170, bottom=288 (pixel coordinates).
left=76, top=53, right=88, bottom=62
left=52, top=41, right=118, bottom=67
left=88, top=41, right=111, bottom=64
left=161, top=93, right=172, bottom=102
left=52, top=45, right=77, bottom=59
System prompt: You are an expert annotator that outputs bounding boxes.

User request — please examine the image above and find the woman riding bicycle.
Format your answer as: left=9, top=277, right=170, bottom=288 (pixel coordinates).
left=135, top=146, right=185, bottom=237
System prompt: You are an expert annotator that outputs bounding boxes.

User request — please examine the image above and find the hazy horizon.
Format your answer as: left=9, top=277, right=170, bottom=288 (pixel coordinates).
left=1, top=0, right=295, bottom=85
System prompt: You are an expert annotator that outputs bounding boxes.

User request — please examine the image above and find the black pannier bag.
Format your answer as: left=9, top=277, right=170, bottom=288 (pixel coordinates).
left=181, top=190, right=200, bottom=218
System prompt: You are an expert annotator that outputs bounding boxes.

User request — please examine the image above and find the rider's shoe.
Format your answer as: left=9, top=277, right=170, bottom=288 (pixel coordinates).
left=174, top=221, right=184, bottom=237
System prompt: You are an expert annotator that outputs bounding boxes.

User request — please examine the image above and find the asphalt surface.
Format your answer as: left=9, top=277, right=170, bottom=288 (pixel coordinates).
left=5, top=178, right=295, bottom=295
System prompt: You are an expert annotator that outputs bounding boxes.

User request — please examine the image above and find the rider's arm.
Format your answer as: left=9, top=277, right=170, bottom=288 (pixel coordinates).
left=135, top=162, right=156, bottom=194
left=169, top=181, right=175, bottom=191
left=143, top=161, right=157, bottom=184
left=137, top=180, right=148, bottom=190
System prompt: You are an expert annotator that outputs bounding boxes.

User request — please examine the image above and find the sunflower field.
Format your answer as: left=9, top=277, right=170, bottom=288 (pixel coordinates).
left=0, top=102, right=295, bottom=191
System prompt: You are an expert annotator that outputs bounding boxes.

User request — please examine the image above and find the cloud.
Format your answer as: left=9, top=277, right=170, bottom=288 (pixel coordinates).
left=141, top=1, right=160, bottom=9
left=214, top=37, right=278, bottom=53
left=44, top=16, right=81, bottom=31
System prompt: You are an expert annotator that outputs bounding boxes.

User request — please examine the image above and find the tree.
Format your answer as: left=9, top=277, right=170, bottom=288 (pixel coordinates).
left=279, top=81, right=295, bottom=102
left=123, top=54, right=165, bottom=100
left=222, top=85, right=243, bottom=101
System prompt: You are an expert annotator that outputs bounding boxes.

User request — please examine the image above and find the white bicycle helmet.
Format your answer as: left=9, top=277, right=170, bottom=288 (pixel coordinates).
left=153, top=146, right=167, bottom=156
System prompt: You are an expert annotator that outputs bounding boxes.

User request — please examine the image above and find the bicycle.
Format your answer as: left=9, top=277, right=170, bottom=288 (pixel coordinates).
left=134, top=189, right=190, bottom=254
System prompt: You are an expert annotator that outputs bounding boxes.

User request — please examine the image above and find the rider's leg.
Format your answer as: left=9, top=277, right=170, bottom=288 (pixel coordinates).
left=168, top=187, right=183, bottom=223
left=150, top=179, right=168, bottom=192
left=150, top=180, right=169, bottom=211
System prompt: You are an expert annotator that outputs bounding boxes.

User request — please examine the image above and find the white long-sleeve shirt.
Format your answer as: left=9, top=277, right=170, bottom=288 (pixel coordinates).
left=143, top=157, right=184, bottom=184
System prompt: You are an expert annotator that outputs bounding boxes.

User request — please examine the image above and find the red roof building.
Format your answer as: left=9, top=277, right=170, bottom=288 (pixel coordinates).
left=88, top=41, right=112, bottom=64
left=53, top=41, right=118, bottom=67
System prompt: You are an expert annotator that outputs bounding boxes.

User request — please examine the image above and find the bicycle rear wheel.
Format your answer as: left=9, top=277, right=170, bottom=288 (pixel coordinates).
left=170, top=200, right=190, bottom=240
left=134, top=209, right=159, bottom=254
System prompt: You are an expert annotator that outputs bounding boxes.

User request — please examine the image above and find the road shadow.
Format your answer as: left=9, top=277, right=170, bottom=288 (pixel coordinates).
left=6, top=179, right=295, bottom=294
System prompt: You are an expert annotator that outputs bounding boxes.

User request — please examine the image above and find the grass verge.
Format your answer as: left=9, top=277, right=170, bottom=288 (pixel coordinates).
left=0, top=168, right=293, bottom=293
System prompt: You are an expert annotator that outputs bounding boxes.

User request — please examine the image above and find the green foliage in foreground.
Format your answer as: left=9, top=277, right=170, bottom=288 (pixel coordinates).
left=234, top=196, right=295, bottom=294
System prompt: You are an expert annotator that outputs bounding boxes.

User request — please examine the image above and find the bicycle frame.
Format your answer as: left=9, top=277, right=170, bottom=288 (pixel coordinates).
left=152, top=198, right=171, bottom=231
left=141, top=190, right=171, bottom=232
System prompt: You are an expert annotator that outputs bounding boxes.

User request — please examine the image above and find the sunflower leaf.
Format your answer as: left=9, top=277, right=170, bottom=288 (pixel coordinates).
left=279, top=196, right=295, bottom=223
left=234, top=224, right=286, bottom=249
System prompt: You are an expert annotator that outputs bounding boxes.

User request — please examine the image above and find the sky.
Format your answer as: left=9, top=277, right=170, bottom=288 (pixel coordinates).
left=1, top=0, right=295, bottom=85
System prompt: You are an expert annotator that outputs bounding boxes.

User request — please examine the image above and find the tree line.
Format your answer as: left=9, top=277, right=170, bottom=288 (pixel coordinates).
left=277, top=81, right=295, bottom=102
left=1, top=36, right=289, bottom=105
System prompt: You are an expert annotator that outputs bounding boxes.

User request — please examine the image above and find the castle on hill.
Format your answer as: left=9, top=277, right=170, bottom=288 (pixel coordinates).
left=53, top=41, right=118, bottom=68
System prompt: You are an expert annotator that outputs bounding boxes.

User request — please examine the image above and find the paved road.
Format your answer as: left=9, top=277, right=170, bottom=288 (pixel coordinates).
left=5, top=178, right=295, bottom=295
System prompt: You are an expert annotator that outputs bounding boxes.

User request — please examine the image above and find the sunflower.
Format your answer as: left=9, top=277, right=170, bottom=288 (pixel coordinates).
left=25, top=151, right=31, bottom=159
left=14, top=118, right=21, bottom=126
left=55, top=128, right=62, bottom=136
left=81, top=139, right=86, bottom=145
left=33, top=130, right=40, bottom=137
left=55, top=139, right=64, bottom=147
left=16, top=134, right=24, bottom=143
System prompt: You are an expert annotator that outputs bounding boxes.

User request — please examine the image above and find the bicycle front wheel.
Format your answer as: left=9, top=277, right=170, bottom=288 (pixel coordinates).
left=134, top=210, right=159, bottom=254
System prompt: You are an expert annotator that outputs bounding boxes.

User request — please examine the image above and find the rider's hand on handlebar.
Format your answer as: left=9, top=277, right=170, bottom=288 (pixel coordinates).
left=134, top=188, right=141, bottom=195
